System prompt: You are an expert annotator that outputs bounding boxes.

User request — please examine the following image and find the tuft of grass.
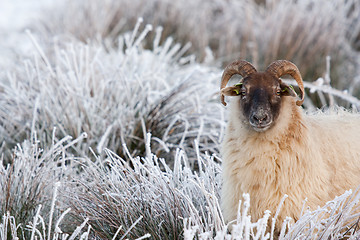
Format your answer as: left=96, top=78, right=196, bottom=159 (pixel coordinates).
left=286, top=188, right=360, bottom=239
left=0, top=133, right=87, bottom=239
left=65, top=133, right=223, bottom=239
left=0, top=23, right=225, bottom=166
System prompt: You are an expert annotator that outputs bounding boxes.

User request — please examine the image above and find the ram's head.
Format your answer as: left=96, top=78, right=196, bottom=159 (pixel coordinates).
left=220, top=60, right=304, bottom=132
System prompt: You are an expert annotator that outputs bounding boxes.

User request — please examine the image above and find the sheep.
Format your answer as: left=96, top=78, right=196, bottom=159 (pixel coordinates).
left=219, top=59, right=360, bottom=231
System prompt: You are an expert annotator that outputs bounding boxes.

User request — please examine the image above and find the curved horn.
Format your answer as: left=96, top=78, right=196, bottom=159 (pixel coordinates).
left=266, top=60, right=304, bottom=106
left=220, top=60, right=257, bottom=106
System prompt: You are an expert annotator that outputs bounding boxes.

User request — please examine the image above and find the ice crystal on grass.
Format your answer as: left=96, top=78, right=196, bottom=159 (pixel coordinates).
left=0, top=133, right=87, bottom=239
left=0, top=22, right=225, bottom=167
left=286, top=189, right=360, bottom=239
left=65, top=133, right=222, bottom=239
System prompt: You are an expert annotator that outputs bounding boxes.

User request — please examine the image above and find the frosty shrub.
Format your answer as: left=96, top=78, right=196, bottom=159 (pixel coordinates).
left=38, top=0, right=360, bottom=90
left=0, top=23, right=225, bottom=166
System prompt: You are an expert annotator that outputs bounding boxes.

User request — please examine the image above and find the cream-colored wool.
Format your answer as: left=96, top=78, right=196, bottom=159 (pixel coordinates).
left=221, top=96, right=360, bottom=229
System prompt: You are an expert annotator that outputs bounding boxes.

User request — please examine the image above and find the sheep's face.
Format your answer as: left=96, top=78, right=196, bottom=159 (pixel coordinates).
left=222, top=72, right=296, bottom=132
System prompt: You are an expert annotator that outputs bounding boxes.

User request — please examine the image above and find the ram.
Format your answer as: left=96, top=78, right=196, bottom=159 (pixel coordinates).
left=220, top=60, right=360, bottom=230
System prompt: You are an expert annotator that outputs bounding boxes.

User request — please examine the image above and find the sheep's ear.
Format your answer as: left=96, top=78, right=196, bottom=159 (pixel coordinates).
left=221, top=83, right=243, bottom=96
left=279, top=80, right=297, bottom=97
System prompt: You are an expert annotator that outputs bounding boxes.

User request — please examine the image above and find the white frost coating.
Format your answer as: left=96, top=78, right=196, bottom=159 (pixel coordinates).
left=68, top=218, right=89, bottom=240
left=97, top=123, right=115, bottom=153
left=48, top=182, right=61, bottom=240
left=30, top=204, right=42, bottom=240
left=111, top=226, right=123, bottom=240
left=221, top=95, right=360, bottom=233
left=54, top=208, right=72, bottom=234
left=120, top=216, right=144, bottom=240
left=183, top=218, right=199, bottom=240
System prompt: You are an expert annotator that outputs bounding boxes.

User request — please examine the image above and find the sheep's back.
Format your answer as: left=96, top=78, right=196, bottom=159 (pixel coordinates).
left=305, top=110, right=360, bottom=193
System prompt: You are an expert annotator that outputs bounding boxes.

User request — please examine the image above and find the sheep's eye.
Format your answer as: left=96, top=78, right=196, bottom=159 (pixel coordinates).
left=241, top=90, right=246, bottom=96
left=276, top=90, right=281, bottom=96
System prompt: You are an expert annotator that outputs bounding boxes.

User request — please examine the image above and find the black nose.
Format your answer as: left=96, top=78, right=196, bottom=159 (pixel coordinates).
left=250, top=111, right=271, bottom=127
left=252, top=113, right=268, bottom=123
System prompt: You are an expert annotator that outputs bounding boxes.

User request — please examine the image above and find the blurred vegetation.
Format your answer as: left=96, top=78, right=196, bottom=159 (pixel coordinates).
left=39, top=0, right=360, bottom=92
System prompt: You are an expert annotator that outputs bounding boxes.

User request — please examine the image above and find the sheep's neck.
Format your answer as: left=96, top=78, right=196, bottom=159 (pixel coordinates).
left=237, top=106, right=309, bottom=221
left=243, top=104, right=307, bottom=179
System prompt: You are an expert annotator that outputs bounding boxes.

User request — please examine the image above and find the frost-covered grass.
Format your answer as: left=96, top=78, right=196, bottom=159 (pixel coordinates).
left=66, top=133, right=223, bottom=239
left=2, top=0, right=360, bottom=239
left=0, top=22, right=225, bottom=166
left=38, top=0, right=360, bottom=90
left=0, top=133, right=88, bottom=239
left=2, top=133, right=360, bottom=239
